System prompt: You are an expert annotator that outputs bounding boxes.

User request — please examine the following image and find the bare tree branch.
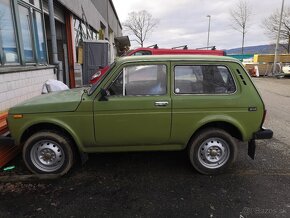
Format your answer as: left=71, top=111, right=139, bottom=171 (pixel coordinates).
left=230, top=0, right=252, bottom=54
left=123, top=10, right=158, bottom=47
left=263, top=7, right=290, bottom=53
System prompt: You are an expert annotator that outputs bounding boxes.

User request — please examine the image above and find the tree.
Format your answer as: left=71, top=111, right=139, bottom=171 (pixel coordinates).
left=123, top=10, right=158, bottom=47
left=230, top=0, right=252, bottom=55
left=263, top=7, right=290, bottom=53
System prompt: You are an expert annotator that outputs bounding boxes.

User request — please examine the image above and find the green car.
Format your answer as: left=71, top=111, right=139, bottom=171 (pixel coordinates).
left=6, top=55, right=273, bottom=175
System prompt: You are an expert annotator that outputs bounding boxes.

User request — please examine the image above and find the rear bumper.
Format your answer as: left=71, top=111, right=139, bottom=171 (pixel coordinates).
left=248, top=127, right=273, bottom=160
left=254, top=127, right=273, bottom=139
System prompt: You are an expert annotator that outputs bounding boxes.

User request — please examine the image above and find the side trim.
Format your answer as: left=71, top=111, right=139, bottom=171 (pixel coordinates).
left=83, top=144, right=184, bottom=153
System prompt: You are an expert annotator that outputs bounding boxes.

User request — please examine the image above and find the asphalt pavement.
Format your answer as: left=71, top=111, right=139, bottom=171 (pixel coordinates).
left=0, top=77, right=289, bottom=218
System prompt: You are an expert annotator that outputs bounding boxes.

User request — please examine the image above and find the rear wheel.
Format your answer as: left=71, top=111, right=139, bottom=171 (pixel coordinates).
left=23, top=131, right=74, bottom=175
left=188, top=128, right=237, bottom=175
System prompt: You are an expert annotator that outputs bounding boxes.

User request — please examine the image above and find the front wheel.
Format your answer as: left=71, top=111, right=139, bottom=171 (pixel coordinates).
left=23, top=131, right=74, bottom=175
left=188, top=128, right=237, bottom=175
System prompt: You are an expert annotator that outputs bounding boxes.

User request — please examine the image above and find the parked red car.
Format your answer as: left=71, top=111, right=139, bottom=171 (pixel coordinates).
left=89, top=65, right=110, bottom=84
left=89, top=46, right=226, bottom=84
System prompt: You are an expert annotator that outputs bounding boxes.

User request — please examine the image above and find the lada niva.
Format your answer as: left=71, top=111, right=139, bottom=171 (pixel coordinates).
left=6, top=55, right=273, bottom=175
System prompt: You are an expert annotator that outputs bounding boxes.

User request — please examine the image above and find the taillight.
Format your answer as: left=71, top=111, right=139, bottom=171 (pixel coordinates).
left=91, top=70, right=101, bottom=80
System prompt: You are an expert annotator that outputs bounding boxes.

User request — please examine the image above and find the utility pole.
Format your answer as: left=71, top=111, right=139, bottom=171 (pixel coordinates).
left=207, top=15, right=211, bottom=49
left=273, top=0, right=285, bottom=76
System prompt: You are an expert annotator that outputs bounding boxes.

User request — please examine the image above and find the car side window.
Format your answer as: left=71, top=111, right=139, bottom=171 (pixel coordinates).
left=174, top=65, right=236, bottom=94
left=108, top=65, right=167, bottom=96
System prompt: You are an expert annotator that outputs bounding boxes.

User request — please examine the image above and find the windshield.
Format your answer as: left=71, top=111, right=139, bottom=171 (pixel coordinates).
left=88, top=62, right=116, bottom=95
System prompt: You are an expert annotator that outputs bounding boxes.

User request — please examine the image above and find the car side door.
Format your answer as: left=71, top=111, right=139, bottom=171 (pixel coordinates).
left=93, top=62, right=171, bottom=146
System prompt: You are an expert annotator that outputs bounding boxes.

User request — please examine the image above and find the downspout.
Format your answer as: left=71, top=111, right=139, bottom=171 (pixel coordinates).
left=48, top=0, right=63, bottom=81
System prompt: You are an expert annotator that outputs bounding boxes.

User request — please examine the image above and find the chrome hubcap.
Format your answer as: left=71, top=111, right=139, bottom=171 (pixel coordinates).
left=30, top=140, right=65, bottom=172
left=198, top=138, right=230, bottom=169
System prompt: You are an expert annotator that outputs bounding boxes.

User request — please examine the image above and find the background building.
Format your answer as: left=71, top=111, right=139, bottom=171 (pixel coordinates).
left=0, top=0, right=129, bottom=112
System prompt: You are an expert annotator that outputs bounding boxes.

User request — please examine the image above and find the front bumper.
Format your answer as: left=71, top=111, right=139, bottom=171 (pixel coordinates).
left=0, top=136, right=20, bottom=168
left=0, top=136, right=15, bottom=145
left=248, top=127, right=273, bottom=159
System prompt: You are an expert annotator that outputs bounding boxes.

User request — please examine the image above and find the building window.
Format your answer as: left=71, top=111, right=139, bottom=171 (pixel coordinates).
left=73, top=16, right=98, bottom=47
left=18, top=4, right=35, bottom=62
left=0, top=0, right=47, bottom=66
left=0, top=0, right=19, bottom=64
left=33, top=10, right=46, bottom=62
left=18, top=1, right=47, bottom=64
left=22, top=0, right=40, bottom=8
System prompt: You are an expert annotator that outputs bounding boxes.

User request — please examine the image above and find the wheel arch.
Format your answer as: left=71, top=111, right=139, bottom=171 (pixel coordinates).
left=187, top=120, right=244, bottom=149
left=20, top=122, right=82, bottom=153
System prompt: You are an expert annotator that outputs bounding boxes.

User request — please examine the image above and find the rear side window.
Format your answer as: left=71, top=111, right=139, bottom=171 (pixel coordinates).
left=174, top=65, right=236, bottom=94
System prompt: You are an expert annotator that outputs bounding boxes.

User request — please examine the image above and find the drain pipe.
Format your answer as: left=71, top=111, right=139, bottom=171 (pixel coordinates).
left=48, top=0, right=63, bottom=81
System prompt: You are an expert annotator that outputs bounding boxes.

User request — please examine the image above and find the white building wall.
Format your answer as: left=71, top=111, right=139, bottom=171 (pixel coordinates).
left=0, top=68, right=56, bottom=112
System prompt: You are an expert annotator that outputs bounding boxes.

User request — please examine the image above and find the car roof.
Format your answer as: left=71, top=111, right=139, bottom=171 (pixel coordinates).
left=117, top=55, right=239, bottom=64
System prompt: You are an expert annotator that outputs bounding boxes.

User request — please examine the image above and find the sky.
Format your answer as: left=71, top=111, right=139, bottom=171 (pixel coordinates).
left=112, top=0, right=289, bottom=50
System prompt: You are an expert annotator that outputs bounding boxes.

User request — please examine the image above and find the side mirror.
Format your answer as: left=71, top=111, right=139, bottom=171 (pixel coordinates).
left=99, top=88, right=109, bottom=101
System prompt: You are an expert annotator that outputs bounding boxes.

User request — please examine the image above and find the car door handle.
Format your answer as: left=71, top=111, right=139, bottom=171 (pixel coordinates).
left=155, top=101, right=169, bottom=107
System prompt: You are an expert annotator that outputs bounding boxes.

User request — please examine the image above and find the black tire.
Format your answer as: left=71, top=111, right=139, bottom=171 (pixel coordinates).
left=23, top=131, right=75, bottom=175
left=188, top=128, right=237, bottom=175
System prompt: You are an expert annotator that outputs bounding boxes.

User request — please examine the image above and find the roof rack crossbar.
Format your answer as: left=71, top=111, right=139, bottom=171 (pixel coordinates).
left=195, top=46, right=216, bottom=50
left=147, top=44, right=159, bottom=49
left=172, top=45, right=188, bottom=50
